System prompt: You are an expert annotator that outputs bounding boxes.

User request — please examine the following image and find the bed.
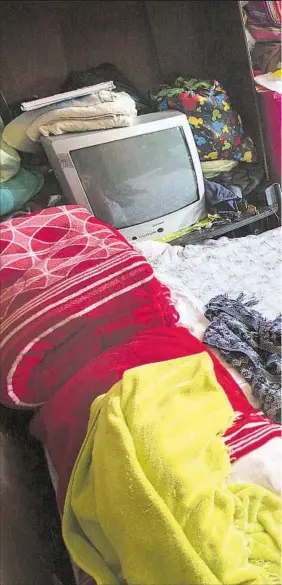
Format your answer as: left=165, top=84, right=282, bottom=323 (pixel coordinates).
left=0, top=207, right=281, bottom=585
left=49, top=224, right=281, bottom=585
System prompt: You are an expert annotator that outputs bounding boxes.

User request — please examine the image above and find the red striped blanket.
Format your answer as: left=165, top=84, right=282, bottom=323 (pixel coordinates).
left=30, top=324, right=281, bottom=513
left=0, top=205, right=178, bottom=409
left=32, top=325, right=280, bottom=585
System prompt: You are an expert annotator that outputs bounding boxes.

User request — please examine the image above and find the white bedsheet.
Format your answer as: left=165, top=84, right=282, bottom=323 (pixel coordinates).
left=136, top=227, right=282, bottom=320
left=136, top=228, right=282, bottom=495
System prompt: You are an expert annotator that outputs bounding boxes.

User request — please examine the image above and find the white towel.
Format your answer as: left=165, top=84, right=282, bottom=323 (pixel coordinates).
left=26, top=91, right=137, bottom=141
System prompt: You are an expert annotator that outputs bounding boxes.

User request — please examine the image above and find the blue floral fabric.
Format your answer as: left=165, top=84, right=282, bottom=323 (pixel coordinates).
left=151, top=78, right=257, bottom=163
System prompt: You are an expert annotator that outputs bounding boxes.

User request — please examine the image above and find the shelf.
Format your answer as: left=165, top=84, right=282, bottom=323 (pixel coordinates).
left=170, top=204, right=279, bottom=246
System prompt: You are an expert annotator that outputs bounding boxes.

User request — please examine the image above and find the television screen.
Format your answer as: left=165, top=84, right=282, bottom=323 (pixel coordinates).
left=70, top=126, right=199, bottom=229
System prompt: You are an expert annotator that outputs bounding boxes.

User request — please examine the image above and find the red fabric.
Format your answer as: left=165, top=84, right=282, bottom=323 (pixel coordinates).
left=0, top=205, right=178, bottom=408
left=30, top=325, right=281, bottom=514
left=245, top=1, right=281, bottom=41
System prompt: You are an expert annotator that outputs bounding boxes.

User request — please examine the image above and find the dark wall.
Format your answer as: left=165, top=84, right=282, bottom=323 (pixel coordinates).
left=0, top=1, right=253, bottom=103
left=0, top=0, right=264, bottom=165
left=146, top=0, right=221, bottom=82
left=0, top=0, right=163, bottom=103
left=146, top=1, right=263, bottom=152
left=61, top=1, right=163, bottom=95
left=0, top=2, right=68, bottom=103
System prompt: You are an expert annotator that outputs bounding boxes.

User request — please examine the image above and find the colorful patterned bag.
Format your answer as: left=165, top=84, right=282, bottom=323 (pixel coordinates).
left=151, top=78, right=256, bottom=163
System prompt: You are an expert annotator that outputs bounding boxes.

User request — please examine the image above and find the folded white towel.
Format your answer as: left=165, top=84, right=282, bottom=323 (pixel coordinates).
left=26, top=91, right=137, bottom=142
left=37, top=113, right=135, bottom=138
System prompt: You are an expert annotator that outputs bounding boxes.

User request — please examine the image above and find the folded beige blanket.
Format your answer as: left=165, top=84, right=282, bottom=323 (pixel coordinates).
left=26, top=91, right=137, bottom=141
left=37, top=114, right=135, bottom=137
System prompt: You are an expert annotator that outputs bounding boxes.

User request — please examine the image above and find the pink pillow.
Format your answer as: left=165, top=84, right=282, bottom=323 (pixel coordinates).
left=0, top=205, right=178, bottom=409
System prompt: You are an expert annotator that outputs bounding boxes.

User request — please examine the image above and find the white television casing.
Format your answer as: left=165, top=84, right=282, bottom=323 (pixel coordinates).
left=41, top=111, right=206, bottom=242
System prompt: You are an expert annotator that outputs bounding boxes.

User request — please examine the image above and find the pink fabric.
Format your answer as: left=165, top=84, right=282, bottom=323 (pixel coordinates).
left=259, top=90, right=281, bottom=182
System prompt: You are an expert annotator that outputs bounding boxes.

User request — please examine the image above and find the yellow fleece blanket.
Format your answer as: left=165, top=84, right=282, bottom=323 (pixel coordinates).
left=63, top=353, right=281, bottom=585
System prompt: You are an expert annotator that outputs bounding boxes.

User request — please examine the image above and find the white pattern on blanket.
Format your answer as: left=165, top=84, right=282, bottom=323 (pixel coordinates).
left=136, top=228, right=282, bottom=495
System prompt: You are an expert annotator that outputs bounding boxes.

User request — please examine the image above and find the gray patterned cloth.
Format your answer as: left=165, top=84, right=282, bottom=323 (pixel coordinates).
left=203, top=294, right=281, bottom=423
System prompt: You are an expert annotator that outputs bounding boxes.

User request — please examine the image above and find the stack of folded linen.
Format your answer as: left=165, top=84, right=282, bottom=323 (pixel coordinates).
left=3, top=90, right=137, bottom=153
left=1, top=88, right=137, bottom=215
left=25, top=90, right=137, bottom=140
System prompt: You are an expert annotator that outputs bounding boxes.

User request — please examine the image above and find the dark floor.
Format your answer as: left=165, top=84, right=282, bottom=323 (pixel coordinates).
left=0, top=405, right=76, bottom=585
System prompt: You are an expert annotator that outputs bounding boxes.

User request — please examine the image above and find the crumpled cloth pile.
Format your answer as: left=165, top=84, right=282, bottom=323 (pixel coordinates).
left=0, top=90, right=137, bottom=216
left=204, top=293, right=281, bottom=424
left=204, top=179, right=258, bottom=220
left=3, top=90, right=137, bottom=152
left=26, top=90, right=137, bottom=140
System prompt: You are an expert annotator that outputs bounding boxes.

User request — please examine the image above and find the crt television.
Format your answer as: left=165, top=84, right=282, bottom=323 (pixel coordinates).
left=41, top=111, right=206, bottom=242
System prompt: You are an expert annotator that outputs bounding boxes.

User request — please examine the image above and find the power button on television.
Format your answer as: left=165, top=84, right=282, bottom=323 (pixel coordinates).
left=157, top=228, right=164, bottom=233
